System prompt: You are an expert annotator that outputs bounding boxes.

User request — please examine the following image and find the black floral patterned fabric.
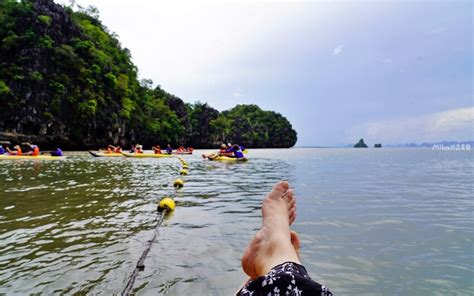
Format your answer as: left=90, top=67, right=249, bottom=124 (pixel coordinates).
left=237, top=262, right=333, bottom=296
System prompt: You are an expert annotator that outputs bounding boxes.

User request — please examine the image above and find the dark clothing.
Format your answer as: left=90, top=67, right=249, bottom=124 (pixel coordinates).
left=51, top=148, right=63, bottom=156
left=0, top=147, right=4, bottom=154
left=237, top=262, right=332, bottom=296
left=226, top=146, right=244, bottom=158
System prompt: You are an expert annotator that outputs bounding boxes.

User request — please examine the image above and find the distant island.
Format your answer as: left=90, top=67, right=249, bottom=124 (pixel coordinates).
left=0, top=0, right=297, bottom=149
left=353, top=138, right=368, bottom=148
left=374, top=143, right=382, bottom=148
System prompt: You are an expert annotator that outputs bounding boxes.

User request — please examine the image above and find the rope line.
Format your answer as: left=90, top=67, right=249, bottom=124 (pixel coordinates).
left=121, top=156, right=188, bottom=296
left=121, top=208, right=167, bottom=296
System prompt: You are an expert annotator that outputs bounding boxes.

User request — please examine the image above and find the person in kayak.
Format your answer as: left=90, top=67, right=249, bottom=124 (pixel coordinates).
left=135, top=144, right=144, bottom=154
left=23, top=143, right=40, bottom=156
left=226, top=144, right=244, bottom=158
left=152, top=145, right=162, bottom=154
left=0, top=145, right=5, bottom=155
left=107, top=145, right=122, bottom=153
left=202, top=144, right=233, bottom=159
left=165, top=144, right=173, bottom=155
left=7, top=145, right=22, bottom=155
left=50, top=147, right=63, bottom=156
left=237, top=181, right=332, bottom=295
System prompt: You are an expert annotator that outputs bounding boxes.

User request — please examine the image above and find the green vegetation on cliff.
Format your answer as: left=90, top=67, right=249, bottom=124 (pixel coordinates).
left=0, top=0, right=297, bottom=148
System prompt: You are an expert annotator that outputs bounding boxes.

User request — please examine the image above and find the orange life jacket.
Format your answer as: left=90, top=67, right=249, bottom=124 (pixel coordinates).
left=17, top=147, right=22, bottom=155
left=32, top=146, right=39, bottom=156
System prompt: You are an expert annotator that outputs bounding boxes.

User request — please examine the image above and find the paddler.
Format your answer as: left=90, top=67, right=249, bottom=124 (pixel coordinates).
left=225, top=144, right=244, bottom=158
left=108, top=145, right=122, bottom=153
left=23, top=143, right=40, bottom=156
left=50, top=147, right=63, bottom=156
left=7, top=144, right=22, bottom=155
left=202, top=143, right=231, bottom=159
left=152, top=145, right=162, bottom=154
left=0, top=145, right=5, bottom=155
left=165, top=144, right=173, bottom=155
left=135, top=144, right=144, bottom=154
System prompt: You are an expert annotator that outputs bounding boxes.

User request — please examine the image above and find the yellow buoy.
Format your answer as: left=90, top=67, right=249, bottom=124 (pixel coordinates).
left=158, top=197, right=175, bottom=212
left=182, top=165, right=188, bottom=169
left=180, top=169, right=188, bottom=175
left=173, top=178, right=184, bottom=188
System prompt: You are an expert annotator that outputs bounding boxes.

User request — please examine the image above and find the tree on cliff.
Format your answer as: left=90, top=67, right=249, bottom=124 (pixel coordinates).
left=221, top=105, right=297, bottom=148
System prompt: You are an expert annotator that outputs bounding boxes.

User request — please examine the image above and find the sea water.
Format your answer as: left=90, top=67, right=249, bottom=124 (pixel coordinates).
left=0, top=148, right=472, bottom=294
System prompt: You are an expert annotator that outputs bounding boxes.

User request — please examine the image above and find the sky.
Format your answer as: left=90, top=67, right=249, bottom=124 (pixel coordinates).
left=58, top=0, right=473, bottom=146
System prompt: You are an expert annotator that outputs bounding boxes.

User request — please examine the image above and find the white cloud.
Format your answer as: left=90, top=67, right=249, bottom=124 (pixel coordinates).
left=56, top=0, right=323, bottom=92
left=332, top=44, right=344, bottom=56
left=347, top=107, right=474, bottom=144
left=232, top=91, right=243, bottom=97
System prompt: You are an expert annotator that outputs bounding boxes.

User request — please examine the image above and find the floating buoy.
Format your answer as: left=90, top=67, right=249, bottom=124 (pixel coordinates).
left=182, top=165, right=188, bottom=169
left=158, top=197, right=175, bottom=212
left=180, top=169, right=188, bottom=175
left=173, top=178, right=184, bottom=188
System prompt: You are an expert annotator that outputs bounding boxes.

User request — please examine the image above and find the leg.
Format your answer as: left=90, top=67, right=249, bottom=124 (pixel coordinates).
left=236, top=230, right=301, bottom=293
left=241, top=181, right=299, bottom=279
left=238, top=181, right=333, bottom=296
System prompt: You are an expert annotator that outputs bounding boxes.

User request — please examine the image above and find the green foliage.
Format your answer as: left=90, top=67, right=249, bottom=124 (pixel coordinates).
left=2, top=34, right=18, bottom=50
left=30, top=71, right=43, bottom=81
left=105, top=72, right=117, bottom=87
left=42, top=112, right=53, bottom=121
left=0, top=80, right=10, bottom=95
left=39, top=36, right=53, bottom=48
left=77, top=99, right=97, bottom=117
left=210, top=115, right=233, bottom=143
left=218, top=104, right=297, bottom=148
left=50, top=81, right=65, bottom=94
left=120, top=97, right=134, bottom=119
left=37, top=15, right=51, bottom=26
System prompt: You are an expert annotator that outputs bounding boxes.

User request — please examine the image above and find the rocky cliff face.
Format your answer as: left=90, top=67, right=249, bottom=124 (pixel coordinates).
left=0, top=0, right=140, bottom=148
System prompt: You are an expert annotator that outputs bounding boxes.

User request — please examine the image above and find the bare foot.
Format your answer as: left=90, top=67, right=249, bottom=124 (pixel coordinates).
left=236, top=230, right=302, bottom=294
left=241, top=181, right=300, bottom=279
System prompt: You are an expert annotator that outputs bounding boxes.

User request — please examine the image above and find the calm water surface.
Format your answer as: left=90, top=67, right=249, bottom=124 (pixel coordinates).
left=0, top=148, right=472, bottom=295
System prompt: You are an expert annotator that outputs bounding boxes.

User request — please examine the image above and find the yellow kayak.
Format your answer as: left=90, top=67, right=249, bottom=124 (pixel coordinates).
left=0, top=155, right=66, bottom=160
left=89, top=151, right=123, bottom=157
left=121, top=152, right=173, bottom=158
left=209, top=156, right=248, bottom=162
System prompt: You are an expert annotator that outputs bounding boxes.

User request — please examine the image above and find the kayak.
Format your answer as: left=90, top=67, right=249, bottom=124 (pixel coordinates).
left=173, top=151, right=193, bottom=155
left=0, top=155, right=66, bottom=160
left=208, top=156, right=248, bottom=162
left=89, top=151, right=123, bottom=157
left=121, top=152, right=173, bottom=158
